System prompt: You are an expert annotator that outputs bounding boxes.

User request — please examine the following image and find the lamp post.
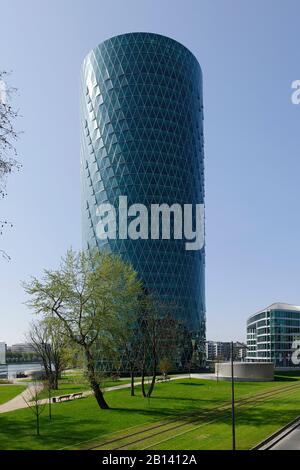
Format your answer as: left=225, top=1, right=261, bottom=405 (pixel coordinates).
left=43, top=342, right=52, bottom=420
left=48, top=384, right=52, bottom=420
left=231, top=341, right=236, bottom=450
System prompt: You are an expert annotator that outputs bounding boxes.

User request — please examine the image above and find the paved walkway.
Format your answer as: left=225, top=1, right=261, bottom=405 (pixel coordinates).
left=0, top=382, right=44, bottom=414
left=270, top=426, right=300, bottom=450
left=256, top=417, right=300, bottom=450
left=0, top=373, right=209, bottom=414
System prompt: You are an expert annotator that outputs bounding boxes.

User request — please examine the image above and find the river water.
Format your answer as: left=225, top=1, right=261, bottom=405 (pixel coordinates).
left=6, top=363, right=44, bottom=379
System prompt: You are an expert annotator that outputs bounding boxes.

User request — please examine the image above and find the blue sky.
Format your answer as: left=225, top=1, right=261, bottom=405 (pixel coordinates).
left=1, top=0, right=300, bottom=344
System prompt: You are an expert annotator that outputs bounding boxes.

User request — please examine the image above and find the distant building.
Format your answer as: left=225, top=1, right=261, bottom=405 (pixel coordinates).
left=235, top=341, right=247, bottom=360
left=0, top=342, right=6, bottom=364
left=9, top=343, right=36, bottom=354
left=246, top=303, right=300, bottom=368
left=206, top=341, right=231, bottom=361
left=0, top=342, right=7, bottom=378
left=206, top=341, right=247, bottom=362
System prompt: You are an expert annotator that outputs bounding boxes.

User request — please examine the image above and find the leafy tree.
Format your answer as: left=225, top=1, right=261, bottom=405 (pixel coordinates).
left=24, top=249, right=141, bottom=409
left=159, top=357, right=173, bottom=378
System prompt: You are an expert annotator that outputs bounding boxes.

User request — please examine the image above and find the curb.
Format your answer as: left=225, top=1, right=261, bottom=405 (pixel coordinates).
left=252, top=415, right=300, bottom=450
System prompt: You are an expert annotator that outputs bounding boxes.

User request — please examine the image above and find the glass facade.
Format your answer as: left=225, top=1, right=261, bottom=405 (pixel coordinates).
left=80, top=33, right=205, bottom=366
left=246, top=303, right=300, bottom=368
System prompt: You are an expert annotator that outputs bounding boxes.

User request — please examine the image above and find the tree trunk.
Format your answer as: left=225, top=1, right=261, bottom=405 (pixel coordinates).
left=85, top=349, right=109, bottom=409
left=36, top=412, right=40, bottom=436
left=147, top=375, right=156, bottom=397
left=141, top=367, right=147, bottom=397
left=47, top=370, right=57, bottom=390
left=53, top=373, right=58, bottom=390
left=42, top=359, right=51, bottom=385
left=52, top=367, right=59, bottom=390
left=53, top=353, right=63, bottom=390
left=130, top=370, right=135, bottom=396
left=147, top=361, right=157, bottom=398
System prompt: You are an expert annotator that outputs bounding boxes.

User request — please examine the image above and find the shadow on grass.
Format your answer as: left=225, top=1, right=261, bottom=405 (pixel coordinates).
left=0, top=415, right=100, bottom=450
left=145, top=395, right=206, bottom=402
left=108, top=406, right=178, bottom=417
left=233, top=406, right=300, bottom=434
left=175, top=382, right=205, bottom=387
left=2, top=378, right=300, bottom=450
left=274, top=375, right=299, bottom=382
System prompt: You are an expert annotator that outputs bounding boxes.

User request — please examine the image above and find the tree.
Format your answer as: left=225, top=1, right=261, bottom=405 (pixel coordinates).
left=159, top=357, right=172, bottom=378
left=23, top=381, right=46, bottom=436
left=44, top=378, right=52, bottom=420
left=24, top=249, right=141, bottom=410
left=27, top=319, right=68, bottom=390
left=138, top=295, right=179, bottom=398
left=0, top=71, right=21, bottom=260
left=117, top=321, right=140, bottom=396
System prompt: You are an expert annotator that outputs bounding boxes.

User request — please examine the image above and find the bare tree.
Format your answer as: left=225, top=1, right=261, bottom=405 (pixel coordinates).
left=138, top=296, right=179, bottom=398
left=114, top=308, right=141, bottom=397
left=23, top=381, right=46, bottom=436
left=119, top=328, right=140, bottom=397
left=27, top=319, right=67, bottom=390
left=0, top=71, right=21, bottom=260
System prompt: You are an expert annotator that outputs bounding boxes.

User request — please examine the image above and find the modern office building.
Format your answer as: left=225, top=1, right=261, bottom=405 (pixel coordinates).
left=9, top=343, right=36, bottom=354
left=0, top=342, right=7, bottom=379
left=206, top=341, right=231, bottom=362
left=235, top=341, right=247, bottom=360
left=246, top=303, right=300, bottom=368
left=80, top=33, right=205, bottom=368
left=206, top=341, right=247, bottom=362
left=0, top=342, right=6, bottom=364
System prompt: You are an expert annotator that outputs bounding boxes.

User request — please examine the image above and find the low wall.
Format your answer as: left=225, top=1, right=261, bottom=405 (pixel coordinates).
left=215, top=362, right=274, bottom=382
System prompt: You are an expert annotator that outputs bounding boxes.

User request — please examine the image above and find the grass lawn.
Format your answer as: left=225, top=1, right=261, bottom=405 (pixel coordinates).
left=0, top=385, right=25, bottom=405
left=149, top=387, right=300, bottom=450
left=37, top=377, right=132, bottom=400
left=1, top=375, right=300, bottom=450
left=38, top=382, right=89, bottom=400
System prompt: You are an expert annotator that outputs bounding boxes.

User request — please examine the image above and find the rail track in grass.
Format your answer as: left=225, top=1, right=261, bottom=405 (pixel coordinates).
left=85, top=381, right=300, bottom=450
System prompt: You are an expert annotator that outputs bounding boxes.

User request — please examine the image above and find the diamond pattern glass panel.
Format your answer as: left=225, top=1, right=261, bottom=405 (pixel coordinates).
left=80, top=33, right=206, bottom=365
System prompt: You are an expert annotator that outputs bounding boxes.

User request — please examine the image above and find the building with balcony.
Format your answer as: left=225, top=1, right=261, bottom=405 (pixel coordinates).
left=246, top=303, right=300, bottom=368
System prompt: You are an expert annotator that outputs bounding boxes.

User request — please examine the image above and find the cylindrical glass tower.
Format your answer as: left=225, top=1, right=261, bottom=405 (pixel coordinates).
left=81, top=33, right=205, bottom=367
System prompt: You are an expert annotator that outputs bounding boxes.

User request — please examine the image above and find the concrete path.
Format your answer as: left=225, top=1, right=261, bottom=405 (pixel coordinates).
left=0, top=382, right=44, bottom=414
left=0, top=373, right=208, bottom=414
left=256, top=417, right=300, bottom=450
left=270, top=426, right=300, bottom=450
left=0, top=381, right=143, bottom=414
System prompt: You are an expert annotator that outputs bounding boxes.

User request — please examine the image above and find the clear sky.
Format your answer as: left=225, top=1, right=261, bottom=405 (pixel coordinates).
left=1, top=0, right=300, bottom=345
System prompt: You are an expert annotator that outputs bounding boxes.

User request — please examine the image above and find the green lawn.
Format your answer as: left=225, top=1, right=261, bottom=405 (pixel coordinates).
left=37, top=378, right=132, bottom=400
left=148, top=387, right=300, bottom=450
left=0, top=385, right=25, bottom=405
left=37, top=382, right=89, bottom=400
left=1, top=376, right=300, bottom=450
